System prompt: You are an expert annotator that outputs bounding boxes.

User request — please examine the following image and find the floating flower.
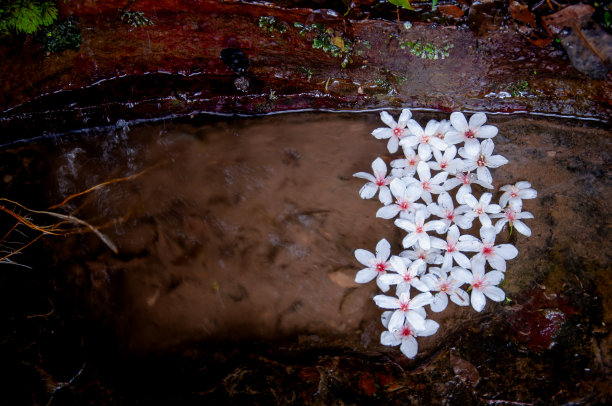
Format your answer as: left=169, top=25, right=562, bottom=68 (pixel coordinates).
left=430, top=119, right=452, bottom=140
left=404, top=161, right=449, bottom=205
left=429, top=225, right=472, bottom=270
left=391, top=145, right=427, bottom=177
left=452, top=258, right=505, bottom=312
left=428, top=145, right=464, bottom=175
left=372, top=109, right=412, bottom=153
left=491, top=202, right=534, bottom=236
left=421, top=268, right=470, bottom=312
left=458, top=139, right=508, bottom=185
left=445, top=112, right=498, bottom=151
left=379, top=257, right=429, bottom=294
left=353, top=157, right=393, bottom=205
left=499, top=181, right=538, bottom=208
left=373, top=290, right=433, bottom=331
left=442, top=171, right=493, bottom=204
left=426, top=192, right=472, bottom=232
left=459, top=192, right=502, bottom=227
left=400, top=119, right=449, bottom=158
left=457, top=226, right=518, bottom=272
left=400, top=242, right=444, bottom=266
left=380, top=318, right=440, bottom=359
left=395, top=208, right=446, bottom=250
left=354, top=238, right=393, bottom=292
left=376, top=178, right=424, bottom=220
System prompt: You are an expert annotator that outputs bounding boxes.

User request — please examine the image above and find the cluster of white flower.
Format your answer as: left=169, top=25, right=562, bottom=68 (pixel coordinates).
left=353, top=109, right=537, bottom=359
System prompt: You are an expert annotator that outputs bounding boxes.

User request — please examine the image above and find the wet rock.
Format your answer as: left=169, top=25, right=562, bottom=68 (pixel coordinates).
left=508, top=0, right=536, bottom=28
left=543, top=5, right=612, bottom=79
left=451, top=354, right=481, bottom=386
left=220, top=48, right=250, bottom=73
left=467, top=0, right=506, bottom=37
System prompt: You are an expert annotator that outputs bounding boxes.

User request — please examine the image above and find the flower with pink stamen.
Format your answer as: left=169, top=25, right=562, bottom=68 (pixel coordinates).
left=421, top=268, right=470, bottom=312
left=400, top=118, right=449, bottom=158
left=380, top=317, right=439, bottom=359
left=457, top=226, right=518, bottom=272
left=373, top=290, right=433, bottom=331
left=499, top=181, right=537, bottom=208
left=395, top=208, right=446, bottom=250
left=444, top=112, right=498, bottom=151
left=354, top=238, right=394, bottom=292
left=452, top=258, right=506, bottom=312
left=379, top=257, right=429, bottom=294
left=353, top=157, right=394, bottom=205
left=372, top=109, right=412, bottom=153
left=376, top=178, right=424, bottom=220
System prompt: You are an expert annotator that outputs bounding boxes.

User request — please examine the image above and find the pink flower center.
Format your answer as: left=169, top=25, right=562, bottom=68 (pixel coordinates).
left=400, top=326, right=413, bottom=337
left=446, top=211, right=454, bottom=220
left=375, top=262, right=388, bottom=273
left=393, top=127, right=403, bottom=138
left=418, top=252, right=426, bottom=260
left=416, top=225, right=424, bottom=234
left=476, top=156, right=486, bottom=167
left=440, top=282, right=450, bottom=292
left=465, top=129, right=476, bottom=139
left=403, top=273, right=413, bottom=282
left=440, top=161, right=447, bottom=169
left=422, top=181, right=431, bottom=190
left=505, top=209, right=516, bottom=222
left=461, top=174, right=471, bottom=185
left=409, top=158, right=417, bottom=166
left=376, top=176, right=387, bottom=186
left=447, top=243, right=456, bottom=252
left=511, top=191, right=518, bottom=197
left=421, top=135, right=430, bottom=144
left=399, top=199, right=410, bottom=210
left=400, top=302, right=410, bottom=312
left=473, top=278, right=484, bottom=290
left=482, top=245, right=494, bottom=256
left=475, top=206, right=484, bottom=215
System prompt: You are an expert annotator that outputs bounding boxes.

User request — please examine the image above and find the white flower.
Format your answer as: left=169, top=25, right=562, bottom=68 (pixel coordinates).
left=399, top=243, right=444, bottom=266
left=380, top=318, right=439, bottom=359
left=421, top=268, right=470, bottom=311
left=458, top=139, right=508, bottom=185
left=459, top=192, right=502, bottom=227
left=376, top=178, right=424, bottom=220
left=429, top=225, right=472, bottom=270
left=457, top=226, right=518, bottom=272
left=445, top=112, right=498, bottom=151
left=373, top=290, right=433, bottom=330
left=372, top=109, right=412, bottom=153
left=400, top=119, right=449, bottom=158
left=395, top=208, right=446, bottom=250
left=379, top=257, right=429, bottom=294
left=428, top=145, right=464, bottom=175
left=452, top=258, right=505, bottom=312
left=491, top=203, right=534, bottom=236
left=499, top=181, right=538, bottom=208
left=391, top=145, right=427, bottom=177
left=354, top=238, right=393, bottom=292
left=353, top=157, right=394, bottom=205
left=405, top=161, right=449, bottom=204
left=430, top=119, right=452, bottom=140
left=426, top=192, right=472, bottom=232
left=442, top=171, right=493, bottom=204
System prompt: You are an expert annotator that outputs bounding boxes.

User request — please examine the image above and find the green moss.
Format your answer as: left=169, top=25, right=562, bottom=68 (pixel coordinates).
left=399, top=39, right=453, bottom=60
left=258, top=16, right=287, bottom=33
left=296, top=66, right=313, bottom=79
left=37, top=16, right=80, bottom=53
left=508, top=80, right=529, bottom=97
left=0, top=0, right=58, bottom=35
left=120, top=9, right=153, bottom=27
left=294, top=22, right=353, bottom=68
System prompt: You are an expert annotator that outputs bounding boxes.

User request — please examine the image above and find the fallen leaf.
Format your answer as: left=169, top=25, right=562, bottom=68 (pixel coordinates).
left=509, top=1, right=536, bottom=28
left=451, top=354, right=481, bottom=386
left=328, top=268, right=360, bottom=288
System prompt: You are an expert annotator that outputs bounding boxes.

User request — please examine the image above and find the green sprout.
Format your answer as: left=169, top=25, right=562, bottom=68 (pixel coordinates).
left=294, top=22, right=354, bottom=68
left=258, top=16, right=287, bottom=33
left=120, top=9, right=153, bottom=27
left=508, top=80, right=529, bottom=97
left=400, top=39, right=454, bottom=60
left=0, top=0, right=58, bottom=35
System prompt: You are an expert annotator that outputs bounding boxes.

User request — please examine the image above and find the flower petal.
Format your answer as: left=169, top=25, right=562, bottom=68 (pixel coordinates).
left=450, top=289, right=470, bottom=306
left=483, top=286, right=505, bottom=302
left=355, top=268, right=378, bottom=283
left=373, top=295, right=400, bottom=309
left=381, top=331, right=401, bottom=347
left=399, top=336, right=418, bottom=359
left=513, top=220, right=532, bottom=236
left=402, top=232, right=420, bottom=249
left=450, top=112, right=468, bottom=132
left=487, top=155, right=508, bottom=168
left=387, top=136, right=400, bottom=153
left=379, top=186, right=393, bottom=205
left=496, top=244, right=518, bottom=260
left=471, top=290, right=487, bottom=312
left=354, top=249, right=375, bottom=266
left=376, top=238, right=391, bottom=261
left=353, top=172, right=376, bottom=182
left=469, top=112, right=487, bottom=128
left=419, top=319, right=440, bottom=336
left=359, top=183, right=378, bottom=199
left=477, top=125, right=498, bottom=138
left=377, top=204, right=401, bottom=219
left=477, top=166, right=493, bottom=185
left=405, top=311, right=426, bottom=331
left=372, top=127, right=392, bottom=139
left=398, top=109, right=412, bottom=126
left=380, top=111, right=396, bottom=127
left=485, top=270, right=505, bottom=285
left=430, top=292, right=449, bottom=312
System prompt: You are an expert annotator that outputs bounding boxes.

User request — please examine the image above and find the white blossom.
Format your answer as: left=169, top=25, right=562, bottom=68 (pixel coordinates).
left=445, top=112, right=498, bottom=151
left=458, top=138, right=508, bottom=185
left=353, top=157, right=394, bottom=205
left=459, top=192, right=502, bottom=227
left=399, top=243, right=444, bottom=267
left=372, top=109, right=412, bottom=153
left=426, top=192, right=472, bottom=232
left=499, top=181, right=538, bottom=208
left=442, top=171, right=493, bottom=204
left=379, top=257, right=429, bottom=294
left=395, top=208, right=446, bottom=250
left=376, top=178, right=424, bottom=220
left=400, top=119, right=449, bottom=158
left=429, top=225, right=472, bottom=270
left=404, top=161, right=449, bottom=205
left=421, top=268, right=470, bottom=311
left=428, top=145, right=464, bottom=175
left=391, top=145, right=427, bottom=177
left=354, top=238, right=393, bottom=292
left=373, top=291, right=433, bottom=331
left=452, top=258, right=505, bottom=312
left=380, top=318, right=439, bottom=359
left=457, top=226, right=518, bottom=272
left=491, top=202, right=534, bottom=236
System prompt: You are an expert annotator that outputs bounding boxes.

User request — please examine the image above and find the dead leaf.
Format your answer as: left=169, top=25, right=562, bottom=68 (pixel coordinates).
left=328, top=268, right=360, bottom=288
left=451, top=354, right=481, bottom=386
left=542, top=5, right=612, bottom=79
left=509, top=1, right=536, bottom=28
left=332, top=36, right=345, bottom=52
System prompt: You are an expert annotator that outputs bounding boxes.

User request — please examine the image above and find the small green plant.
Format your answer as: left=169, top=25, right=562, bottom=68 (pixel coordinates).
left=388, top=0, right=414, bottom=11
left=375, top=68, right=407, bottom=93
left=296, top=66, right=313, bottom=79
left=120, top=9, right=153, bottom=27
left=508, top=80, right=529, bottom=97
left=294, top=22, right=353, bottom=68
left=400, top=39, right=453, bottom=60
left=258, top=15, right=287, bottom=33
left=0, top=0, right=58, bottom=35
left=37, top=16, right=81, bottom=53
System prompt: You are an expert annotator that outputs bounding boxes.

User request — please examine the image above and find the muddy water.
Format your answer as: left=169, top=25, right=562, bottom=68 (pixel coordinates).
left=1, top=111, right=610, bottom=364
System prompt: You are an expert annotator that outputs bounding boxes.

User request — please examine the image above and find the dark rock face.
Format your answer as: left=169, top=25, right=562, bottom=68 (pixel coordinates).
left=220, top=48, right=250, bottom=74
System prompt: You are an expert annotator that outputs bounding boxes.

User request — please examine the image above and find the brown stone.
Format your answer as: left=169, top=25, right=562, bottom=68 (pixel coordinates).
left=437, top=5, right=464, bottom=20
